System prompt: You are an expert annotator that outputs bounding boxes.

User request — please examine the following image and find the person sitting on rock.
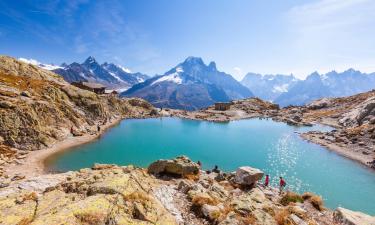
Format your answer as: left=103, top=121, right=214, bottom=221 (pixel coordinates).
left=212, top=165, right=220, bottom=173
left=264, top=174, right=270, bottom=187
left=279, top=176, right=286, bottom=194
left=197, top=161, right=202, bottom=167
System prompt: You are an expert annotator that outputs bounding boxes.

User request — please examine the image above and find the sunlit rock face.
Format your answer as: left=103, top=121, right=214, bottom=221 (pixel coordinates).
left=0, top=56, right=156, bottom=151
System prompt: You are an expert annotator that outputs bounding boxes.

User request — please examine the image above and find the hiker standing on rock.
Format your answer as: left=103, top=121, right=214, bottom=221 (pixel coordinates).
left=212, top=165, right=220, bottom=173
left=264, top=174, right=270, bottom=187
left=279, top=177, right=286, bottom=194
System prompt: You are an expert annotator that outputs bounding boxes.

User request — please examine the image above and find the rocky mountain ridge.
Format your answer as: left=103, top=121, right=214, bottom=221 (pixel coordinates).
left=20, top=56, right=149, bottom=91
left=122, top=57, right=253, bottom=110
left=275, top=69, right=375, bottom=107
left=241, top=73, right=299, bottom=102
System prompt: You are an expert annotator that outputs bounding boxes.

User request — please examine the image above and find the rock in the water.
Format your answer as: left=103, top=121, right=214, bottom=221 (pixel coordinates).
left=234, top=166, right=264, bottom=186
left=148, top=156, right=199, bottom=177
left=333, top=207, right=375, bottom=225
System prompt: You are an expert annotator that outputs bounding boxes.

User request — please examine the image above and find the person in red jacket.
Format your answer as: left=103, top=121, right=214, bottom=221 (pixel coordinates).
left=264, top=174, right=270, bottom=187
left=279, top=177, right=286, bottom=194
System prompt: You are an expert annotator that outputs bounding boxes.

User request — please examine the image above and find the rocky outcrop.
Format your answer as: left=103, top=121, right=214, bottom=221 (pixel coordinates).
left=234, top=166, right=264, bottom=187
left=339, top=96, right=375, bottom=126
left=148, top=155, right=200, bottom=177
left=307, top=98, right=331, bottom=110
left=333, top=207, right=375, bottom=225
left=0, top=56, right=156, bottom=151
left=1, top=156, right=360, bottom=225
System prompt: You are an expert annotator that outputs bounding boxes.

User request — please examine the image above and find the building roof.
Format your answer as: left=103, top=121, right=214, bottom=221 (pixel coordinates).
left=81, top=82, right=106, bottom=89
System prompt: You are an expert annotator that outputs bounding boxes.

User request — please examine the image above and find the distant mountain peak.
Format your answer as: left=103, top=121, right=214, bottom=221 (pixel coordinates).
left=208, top=61, right=217, bottom=70
left=344, top=68, right=360, bottom=74
left=84, top=56, right=97, bottom=65
left=183, top=56, right=205, bottom=65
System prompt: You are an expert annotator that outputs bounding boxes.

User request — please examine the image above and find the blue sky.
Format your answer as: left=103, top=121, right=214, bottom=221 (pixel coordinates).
left=0, top=0, right=374, bottom=80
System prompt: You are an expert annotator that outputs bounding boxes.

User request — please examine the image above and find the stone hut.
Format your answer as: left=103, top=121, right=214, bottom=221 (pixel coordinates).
left=214, top=102, right=232, bottom=111
left=72, top=81, right=106, bottom=94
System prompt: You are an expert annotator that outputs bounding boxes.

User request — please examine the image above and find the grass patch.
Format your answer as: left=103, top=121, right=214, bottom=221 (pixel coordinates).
left=302, top=192, right=314, bottom=200
left=274, top=209, right=290, bottom=225
left=302, top=192, right=324, bottom=211
left=280, top=192, right=304, bottom=206
left=310, top=195, right=324, bottom=211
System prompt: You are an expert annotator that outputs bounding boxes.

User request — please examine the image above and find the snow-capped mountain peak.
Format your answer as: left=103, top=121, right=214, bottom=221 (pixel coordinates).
left=84, top=56, right=97, bottom=65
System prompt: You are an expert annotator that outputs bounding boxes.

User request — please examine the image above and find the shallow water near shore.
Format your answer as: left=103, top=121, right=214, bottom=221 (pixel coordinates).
left=45, top=117, right=375, bottom=214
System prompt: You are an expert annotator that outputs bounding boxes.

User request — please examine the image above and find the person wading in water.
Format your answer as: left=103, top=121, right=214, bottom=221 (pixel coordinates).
left=279, top=177, right=286, bottom=194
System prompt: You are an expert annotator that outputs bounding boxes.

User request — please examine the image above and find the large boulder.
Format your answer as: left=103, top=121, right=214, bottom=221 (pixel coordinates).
left=234, top=166, right=264, bottom=186
left=307, top=98, right=331, bottom=110
left=333, top=207, right=375, bottom=225
left=148, top=156, right=200, bottom=177
left=340, top=97, right=375, bottom=126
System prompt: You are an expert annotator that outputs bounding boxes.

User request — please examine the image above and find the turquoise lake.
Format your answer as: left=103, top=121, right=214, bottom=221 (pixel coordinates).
left=46, top=117, right=375, bottom=214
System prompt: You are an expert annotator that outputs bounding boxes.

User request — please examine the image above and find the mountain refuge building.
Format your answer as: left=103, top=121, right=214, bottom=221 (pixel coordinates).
left=214, top=102, right=232, bottom=111
left=72, top=81, right=106, bottom=94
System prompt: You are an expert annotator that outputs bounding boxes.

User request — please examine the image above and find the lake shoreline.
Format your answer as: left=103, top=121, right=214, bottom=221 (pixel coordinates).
left=165, top=107, right=375, bottom=171
left=5, top=112, right=374, bottom=180
left=300, top=133, right=374, bottom=171
left=5, top=117, right=124, bottom=179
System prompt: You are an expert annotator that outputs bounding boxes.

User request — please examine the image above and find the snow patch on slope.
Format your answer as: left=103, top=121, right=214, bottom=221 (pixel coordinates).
left=151, top=67, right=183, bottom=85
left=19, top=58, right=62, bottom=70
left=118, top=65, right=131, bottom=73
left=108, top=71, right=124, bottom=83
left=272, top=84, right=289, bottom=93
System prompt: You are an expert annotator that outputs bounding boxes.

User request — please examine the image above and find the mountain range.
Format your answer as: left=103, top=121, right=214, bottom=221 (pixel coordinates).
left=20, top=57, right=148, bottom=91
left=20, top=56, right=375, bottom=109
left=241, top=69, right=375, bottom=107
left=240, top=73, right=299, bottom=102
left=121, top=57, right=253, bottom=110
left=273, top=69, right=375, bottom=106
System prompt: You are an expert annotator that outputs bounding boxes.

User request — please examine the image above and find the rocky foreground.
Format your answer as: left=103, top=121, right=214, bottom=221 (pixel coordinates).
left=1, top=156, right=374, bottom=225
left=164, top=92, right=375, bottom=169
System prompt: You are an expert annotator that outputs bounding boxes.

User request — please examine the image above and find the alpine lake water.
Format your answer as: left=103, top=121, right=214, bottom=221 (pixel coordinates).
left=45, top=117, right=375, bottom=214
